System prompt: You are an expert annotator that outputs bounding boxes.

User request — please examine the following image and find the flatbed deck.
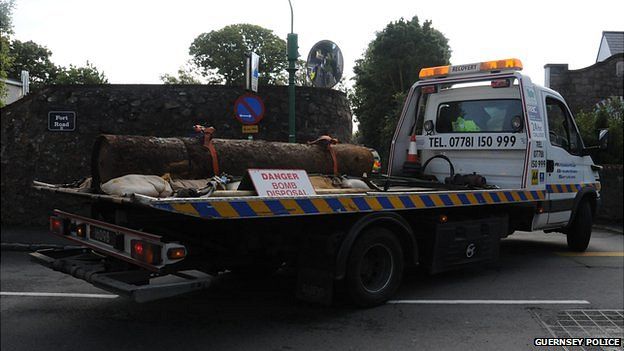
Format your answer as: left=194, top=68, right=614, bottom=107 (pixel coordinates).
left=34, top=181, right=548, bottom=220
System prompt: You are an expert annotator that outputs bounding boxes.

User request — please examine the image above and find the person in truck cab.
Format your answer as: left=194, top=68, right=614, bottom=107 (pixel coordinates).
left=452, top=116, right=481, bottom=132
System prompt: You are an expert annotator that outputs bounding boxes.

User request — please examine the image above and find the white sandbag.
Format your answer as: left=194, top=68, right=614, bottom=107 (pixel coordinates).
left=101, top=174, right=173, bottom=197
left=168, top=178, right=211, bottom=191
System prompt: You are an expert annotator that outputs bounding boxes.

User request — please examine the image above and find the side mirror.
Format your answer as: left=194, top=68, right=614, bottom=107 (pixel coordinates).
left=599, top=129, right=609, bottom=150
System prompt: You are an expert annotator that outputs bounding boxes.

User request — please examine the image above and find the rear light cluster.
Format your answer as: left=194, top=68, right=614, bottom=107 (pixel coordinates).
left=50, top=217, right=89, bottom=237
left=131, top=240, right=163, bottom=265
left=50, top=217, right=70, bottom=235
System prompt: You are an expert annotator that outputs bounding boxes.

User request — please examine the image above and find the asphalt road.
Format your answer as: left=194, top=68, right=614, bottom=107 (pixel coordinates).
left=1, top=229, right=623, bottom=351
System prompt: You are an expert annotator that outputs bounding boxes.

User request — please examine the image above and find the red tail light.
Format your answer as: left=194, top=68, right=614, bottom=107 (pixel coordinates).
left=50, top=217, right=70, bottom=235
left=133, top=241, right=144, bottom=255
left=131, top=240, right=162, bottom=265
left=50, top=217, right=62, bottom=233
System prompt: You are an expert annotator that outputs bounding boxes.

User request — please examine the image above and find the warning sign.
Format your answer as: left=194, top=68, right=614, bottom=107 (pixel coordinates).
left=248, top=169, right=316, bottom=197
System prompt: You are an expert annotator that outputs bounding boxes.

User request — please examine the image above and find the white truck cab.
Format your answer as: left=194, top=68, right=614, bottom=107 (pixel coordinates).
left=389, top=58, right=604, bottom=248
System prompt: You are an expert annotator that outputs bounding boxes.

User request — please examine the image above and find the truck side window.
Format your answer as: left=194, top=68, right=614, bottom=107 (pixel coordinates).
left=546, top=97, right=582, bottom=155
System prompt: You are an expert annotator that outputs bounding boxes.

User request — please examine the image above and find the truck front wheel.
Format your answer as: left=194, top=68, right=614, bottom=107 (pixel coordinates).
left=567, top=201, right=593, bottom=252
left=345, top=227, right=404, bottom=307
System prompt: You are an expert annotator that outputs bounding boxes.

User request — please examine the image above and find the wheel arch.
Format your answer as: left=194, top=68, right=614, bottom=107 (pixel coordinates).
left=335, top=212, right=417, bottom=280
left=566, top=187, right=598, bottom=228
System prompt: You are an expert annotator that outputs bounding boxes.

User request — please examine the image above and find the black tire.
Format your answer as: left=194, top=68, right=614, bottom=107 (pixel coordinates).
left=345, top=227, right=404, bottom=307
left=567, top=201, right=593, bottom=252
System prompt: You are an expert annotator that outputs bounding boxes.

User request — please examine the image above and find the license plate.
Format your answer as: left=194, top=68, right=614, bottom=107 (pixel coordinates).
left=90, top=226, right=121, bottom=247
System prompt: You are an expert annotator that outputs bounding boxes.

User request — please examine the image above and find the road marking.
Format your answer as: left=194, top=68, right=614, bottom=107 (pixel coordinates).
left=556, top=251, right=624, bottom=257
left=387, top=300, right=590, bottom=305
left=1, top=292, right=119, bottom=299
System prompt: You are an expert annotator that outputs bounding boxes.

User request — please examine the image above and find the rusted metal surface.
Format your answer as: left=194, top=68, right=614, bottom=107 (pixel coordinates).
left=92, top=135, right=375, bottom=185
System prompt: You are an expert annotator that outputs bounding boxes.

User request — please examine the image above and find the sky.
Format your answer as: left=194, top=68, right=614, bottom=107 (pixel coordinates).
left=10, top=0, right=624, bottom=87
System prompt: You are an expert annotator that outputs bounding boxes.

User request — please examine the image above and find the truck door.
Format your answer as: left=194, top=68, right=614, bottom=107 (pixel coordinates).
left=544, top=96, right=585, bottom=226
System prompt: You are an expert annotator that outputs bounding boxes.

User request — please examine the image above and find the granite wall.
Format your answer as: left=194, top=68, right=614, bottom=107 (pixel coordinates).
left=597, top=165, right=623, bottom=224
left=544, top=53, right=624, bottom=114
left=0, top=84, right=352, bottom=225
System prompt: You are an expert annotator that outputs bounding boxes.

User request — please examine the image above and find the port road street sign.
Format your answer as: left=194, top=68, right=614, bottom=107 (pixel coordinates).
left=48, top=111, right=76, bottom=131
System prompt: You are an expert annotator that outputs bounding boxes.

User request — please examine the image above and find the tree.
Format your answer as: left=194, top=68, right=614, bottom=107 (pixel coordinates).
left=8, top=39, right=57, bottom=86
left=0, top=0, right=15, bottom=106
left=575, top=97, right=623, bottom=164
left=8, top=39, right=108, bottom=87
left=53, top=61, right=108, bottom=84
left=0, top=0, right=13, bottom=34
left=189, top=24, right=287, bottom=85
left=351, top=16, right=451, bottom=161
left=160, top=60, right=205, bottom=84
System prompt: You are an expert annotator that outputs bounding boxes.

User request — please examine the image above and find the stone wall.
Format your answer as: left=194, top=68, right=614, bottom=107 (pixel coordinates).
left=0, top=84, right=352, bottom=225
left=544, top=53, right=624, bottom=114
left=597, top=165, right=623, bottom=224
left=545, top=55, right=623, bottom=224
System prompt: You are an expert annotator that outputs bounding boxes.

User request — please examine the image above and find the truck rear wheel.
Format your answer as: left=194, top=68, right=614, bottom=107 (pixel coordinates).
left=567, top=201, right=593, bottom=252
left=345, top=227, right=404, bottom=307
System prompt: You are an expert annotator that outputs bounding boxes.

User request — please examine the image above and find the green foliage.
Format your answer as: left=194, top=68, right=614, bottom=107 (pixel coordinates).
left=7, top=39, right=108, bottom=87
left=0, top=36, right=10, bottom=107
left=53, top=61, right=108, bottom=84
left=7, top=40, right=57, bottom=86
left=189, top=24, right=287, bottom=85
left=161, top=69, right=201, bottom=84
left=575, top=97, right=623, bottom=164
left=160, top=61, right=205, bottom=84
left=0, top=0, right=15, bottom=106
left=351, top=16, right=451, bottom=160
left=0, top=0, right=14, bottom=35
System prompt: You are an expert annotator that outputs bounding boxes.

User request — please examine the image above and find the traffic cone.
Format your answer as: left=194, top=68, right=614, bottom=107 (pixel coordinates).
left=403, top=134, right=421, bottom=175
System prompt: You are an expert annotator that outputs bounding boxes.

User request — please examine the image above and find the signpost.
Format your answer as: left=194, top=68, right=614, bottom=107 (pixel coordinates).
left=248, top=169, right=316, bottom=197
left=234, top=94, right=264, bottom=139
left=245, top=52, right=260, bottom=93
left=48, top=111, right=76, bottom=131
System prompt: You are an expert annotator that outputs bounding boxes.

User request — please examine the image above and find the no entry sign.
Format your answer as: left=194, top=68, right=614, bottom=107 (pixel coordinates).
left=234, top=94, right=265, bottom=125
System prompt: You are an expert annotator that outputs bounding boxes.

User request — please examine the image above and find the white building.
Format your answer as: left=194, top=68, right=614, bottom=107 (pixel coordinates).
left=1, top=71, right=29, bottom=106
left=596, top=31, right=624, bottom=63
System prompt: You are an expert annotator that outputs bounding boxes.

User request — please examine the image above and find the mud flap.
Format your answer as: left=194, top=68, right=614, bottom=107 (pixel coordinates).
left=295, top=233, right=340, bottom=305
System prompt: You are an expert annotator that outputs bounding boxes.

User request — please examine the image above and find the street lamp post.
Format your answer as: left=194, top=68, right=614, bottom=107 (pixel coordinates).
left=286, top=0, right=298, bottom=143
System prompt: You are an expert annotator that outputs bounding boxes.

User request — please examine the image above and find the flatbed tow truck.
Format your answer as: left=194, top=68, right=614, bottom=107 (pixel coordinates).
left=31, top=58, right=607, bottom=306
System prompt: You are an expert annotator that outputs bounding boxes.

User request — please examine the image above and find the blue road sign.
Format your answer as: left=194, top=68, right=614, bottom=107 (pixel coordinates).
left=234, top=94, right=265, bottom=125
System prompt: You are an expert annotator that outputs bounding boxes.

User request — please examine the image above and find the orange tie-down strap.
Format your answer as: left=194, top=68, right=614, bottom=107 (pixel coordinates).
left=194, top=125, right=220, bottom=176
left=308, top=135, right=339, bottom=175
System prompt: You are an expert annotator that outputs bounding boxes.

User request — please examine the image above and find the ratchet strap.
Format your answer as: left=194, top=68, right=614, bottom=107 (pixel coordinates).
left=308, top=135, right=339, bottom=176
left=193, top=125, right=220, bottom=176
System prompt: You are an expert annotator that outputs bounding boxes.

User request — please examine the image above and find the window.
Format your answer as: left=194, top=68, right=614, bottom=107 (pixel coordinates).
left=546, top=97, right=582, bottom=155
left=436, top=99, right=523, bottom=133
